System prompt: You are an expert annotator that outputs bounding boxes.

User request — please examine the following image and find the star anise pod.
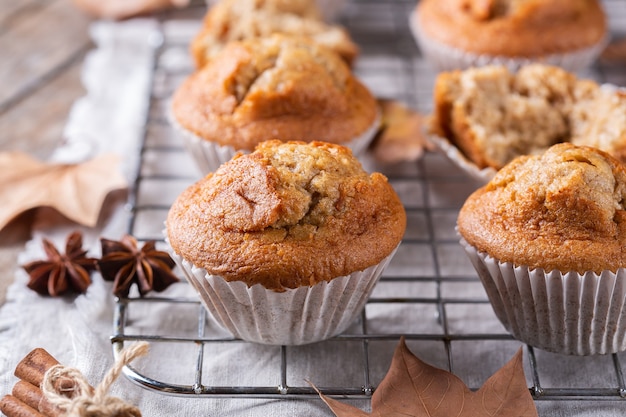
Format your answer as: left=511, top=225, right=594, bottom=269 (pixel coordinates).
left=22, top=231, right=97, bottom=296
left=97, top=235, right=179, bottom=298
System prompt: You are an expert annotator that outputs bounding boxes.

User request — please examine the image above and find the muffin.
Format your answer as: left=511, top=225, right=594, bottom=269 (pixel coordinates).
left=457, top=143, right=626, bottom=355
left=171, top=34, right=379, bottom=174
left=166, top=140, right=406, bottom=345
left=191, top=0, right=358, bottom=68
left=411, top=0, right=608, bottom=71
left=429, top=64, right=626, bottom=177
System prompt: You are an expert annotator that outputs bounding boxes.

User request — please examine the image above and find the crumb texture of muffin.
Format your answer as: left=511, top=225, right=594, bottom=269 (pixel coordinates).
left=415, top=0, right=607, bottom=58
left=191, top=0, right=358, bottom=68
left=458, top=143, right=626, bottom=274
left=172, top=34, right=377, bottom=152
left=431, top=64, right=626, bottom=169
left=166, top=140, right=406, bottom=291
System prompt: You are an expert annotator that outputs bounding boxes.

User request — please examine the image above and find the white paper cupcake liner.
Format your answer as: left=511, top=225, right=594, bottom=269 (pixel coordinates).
left=169, top=106, right=381, bottom=174
left=167, top=109, right=238, bottom=175
left=409, top=14, right=609, bottom=72
left=169, top=246, right=397, bottom=345
left=427, top=133, right=497, bottom=183
left=460, top=238, right=626, bottom=355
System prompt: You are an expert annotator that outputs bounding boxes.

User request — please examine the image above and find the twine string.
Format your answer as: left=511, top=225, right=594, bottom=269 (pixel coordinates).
left=41, top=342, right=149, bottom=417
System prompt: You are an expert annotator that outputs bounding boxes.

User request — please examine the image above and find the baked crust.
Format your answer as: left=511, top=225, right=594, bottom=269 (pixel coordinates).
left=190, top=0, right=358, bottom=68
left=166, top=140, right=406, bottom=290
left=458, top=143, right=626, bottom=274
left=431, top=64, right=626, bottom=169
left=172, top=34, right=377, bottom=151
left=415, top=0, right=607, bottom=57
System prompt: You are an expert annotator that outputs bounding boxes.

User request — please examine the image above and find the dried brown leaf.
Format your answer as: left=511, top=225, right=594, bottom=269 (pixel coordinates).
left=371, top=100, right=435, bottom=164
left=317, top=337, right=538, bottom=417
left=601, top=38, right=626, bottom=63
left=0, top=152, right=127, bottom=232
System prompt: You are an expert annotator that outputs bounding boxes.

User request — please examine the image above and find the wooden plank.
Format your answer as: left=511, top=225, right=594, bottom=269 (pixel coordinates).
left=0, top=54, right=85, bottom=159
left=0, top=0, right=47, bottom=28
left=0, top=0, right=91, bottom=107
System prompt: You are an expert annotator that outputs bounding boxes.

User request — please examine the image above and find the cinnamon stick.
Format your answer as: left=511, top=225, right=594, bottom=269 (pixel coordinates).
left=13, top=348, right=60, bottom=387
left=11, top=381, right=42, bottom=411
left=4, top=348, right=66, bottom=417
left=0, top=395, right=45, bottom=417
left=36, top=397, right=63, bottom=417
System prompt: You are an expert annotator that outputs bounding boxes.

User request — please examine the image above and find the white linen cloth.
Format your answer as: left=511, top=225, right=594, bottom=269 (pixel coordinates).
left=1, top=14, right=626, bottom=417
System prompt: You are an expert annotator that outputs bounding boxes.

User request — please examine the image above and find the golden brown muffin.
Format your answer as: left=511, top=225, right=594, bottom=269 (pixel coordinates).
left=430, top=64, right=626, bottom=170
left=569, top=86, right=626, bottom=164
left=458, top=143, right=626, bottom=274
left=190, top=0, right=358, bottom=68
left=166, top=140, right=406, bottom=291
left=172, top=34, right=378, bottom=152
left=415, top=0, right=607, bottom=58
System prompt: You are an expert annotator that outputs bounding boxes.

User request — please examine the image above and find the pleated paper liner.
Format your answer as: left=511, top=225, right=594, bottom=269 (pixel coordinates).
left=168, top=106, right=381, bottom=174
left=169, top=246, right=397, bottom=346
left=460, top=237, right=626, bottom=355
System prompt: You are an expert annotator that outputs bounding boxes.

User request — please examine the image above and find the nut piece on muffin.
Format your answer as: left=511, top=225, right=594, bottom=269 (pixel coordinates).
left=430, top=64, right=626, bottom=170
left=411, top=0, right=608, bottom=71
left=191, top=0, right=358, bottom=68
left=457, top=143, right=626, bottom=354
left=166, top=140, right=406, bottom=345
left=171, top=34, right=379, bottom=173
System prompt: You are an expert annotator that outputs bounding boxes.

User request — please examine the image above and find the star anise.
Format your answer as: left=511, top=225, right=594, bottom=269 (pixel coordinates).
left=22, top=231, right=97, bottom=296
left=97, top=235, right=179, bottom=298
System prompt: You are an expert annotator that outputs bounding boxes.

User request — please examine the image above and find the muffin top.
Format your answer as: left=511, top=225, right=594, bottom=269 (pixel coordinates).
left=172, top=34, right=377, bottom=151
left=416, top=0, right=607, bottom=57
left=430, top=64, right=626, bottom=170
left=166, top=140, right=406, bottom=291
left=190, top=0, right=358, bottom=68
left=458, top=143, right=626, bottom=274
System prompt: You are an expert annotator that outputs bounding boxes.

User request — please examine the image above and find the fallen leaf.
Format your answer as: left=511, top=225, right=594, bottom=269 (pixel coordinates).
left=0, top=152, right=127, bottom=232
left=316, top=337, right=537, bottom=417
left=371, top=100, right=435, bottom=163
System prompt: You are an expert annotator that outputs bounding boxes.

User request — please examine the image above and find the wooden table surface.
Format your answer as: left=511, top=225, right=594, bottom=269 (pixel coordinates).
left=0, top=0, right=93, bottom=159
left=0, top=0, right=93, bottom=303
left=0, top=0, right=205, bottom=304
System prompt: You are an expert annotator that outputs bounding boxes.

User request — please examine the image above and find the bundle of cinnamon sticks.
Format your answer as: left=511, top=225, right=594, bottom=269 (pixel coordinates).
left=0, top=348, right=80, bottom=417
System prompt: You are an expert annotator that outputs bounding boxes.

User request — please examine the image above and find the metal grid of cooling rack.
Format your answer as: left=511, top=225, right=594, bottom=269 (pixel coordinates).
left=111, top=0, right=626, bottom=405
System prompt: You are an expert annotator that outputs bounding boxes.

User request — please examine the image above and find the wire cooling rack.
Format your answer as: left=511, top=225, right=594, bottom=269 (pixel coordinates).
left=111, top=0, right=626, bottom=405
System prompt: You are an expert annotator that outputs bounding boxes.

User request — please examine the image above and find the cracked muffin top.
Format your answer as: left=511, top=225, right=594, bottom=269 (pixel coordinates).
left=166, top=140, right=406, bottom=291
left=191, top=0, right=357, bottom=68
left=430, top=64, right=626, bottom=170
left=457, top=143, right=626, bottom=274
left=415, top=0, right=607, bottom=57
left=172, top=34, right=377, bottom=151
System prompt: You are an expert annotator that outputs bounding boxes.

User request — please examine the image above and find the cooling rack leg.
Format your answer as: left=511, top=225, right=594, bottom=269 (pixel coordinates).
left=611, top=354, right=626, bottom=398
left=526, top=345, right=544, bottom=398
